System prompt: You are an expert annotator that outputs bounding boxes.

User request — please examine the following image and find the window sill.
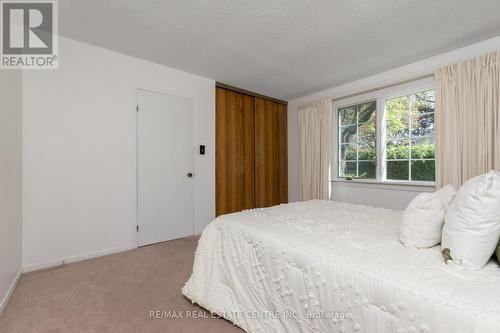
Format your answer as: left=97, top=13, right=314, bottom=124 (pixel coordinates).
left=331, top=178, right=436, bottom=192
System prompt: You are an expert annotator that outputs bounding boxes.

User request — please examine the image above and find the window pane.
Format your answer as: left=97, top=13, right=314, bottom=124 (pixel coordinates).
left=411, top=160, right=435, bottom=181
left=384, top=89, right=436, bottom=183
left=340, top=143, right=356, bottom=161
left=414, top=90, right=435, bottom=113
left=358, top=161, right=376, bottom=179
left=358, top=142, right=376, bottom=160
left=340, top=125, right=357, bottom=144
left=357, top=102, right=376, bottom=123
left=387, top=161, right=409, bottom=180
left=411, top=136, right=435, bottom=159
left=386, top=95, right=410, bottom=142
left=411, top=112, right=434, bottom=137
left=386, top=138, right=410, bottom=159
left=339, top=106, right=356, bottom=126
left=358, top=120, right=376, bottom=144
left=339, top=162, right=357, bottom=178
left=337, top=100, right=377, bottom=180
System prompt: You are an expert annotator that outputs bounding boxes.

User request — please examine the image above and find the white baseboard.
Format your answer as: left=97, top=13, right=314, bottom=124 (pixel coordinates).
left=0, top=269, right=22, bottom=315
left=22, top=244, right=136, bottom=273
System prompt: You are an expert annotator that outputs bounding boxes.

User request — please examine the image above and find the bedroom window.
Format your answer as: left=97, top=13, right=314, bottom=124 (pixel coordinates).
left=385, top=90, right=435, bottom=182
left=338, top=101, right=376, bottom=179
left=333, top=78, right=436, bottom=185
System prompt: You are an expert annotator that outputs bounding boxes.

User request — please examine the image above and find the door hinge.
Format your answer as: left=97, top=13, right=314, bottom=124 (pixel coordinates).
left=136, top=225, right=139, bottom=232
left=136, top=105, right=139, bottom=112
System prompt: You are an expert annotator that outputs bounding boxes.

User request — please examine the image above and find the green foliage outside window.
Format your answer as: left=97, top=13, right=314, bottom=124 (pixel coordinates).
left=338, top=89, right=436, bottom=182
left=385, top=90, right=435, bottom=182
left=339, top=101, right=377, bottom=179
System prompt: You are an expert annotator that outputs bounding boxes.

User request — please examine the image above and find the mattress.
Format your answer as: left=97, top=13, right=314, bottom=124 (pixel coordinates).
left=182, top=200, right=500, bottom=333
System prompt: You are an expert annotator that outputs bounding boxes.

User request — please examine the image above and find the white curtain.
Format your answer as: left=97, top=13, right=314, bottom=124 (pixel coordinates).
left=298, top=99, right=332, bottom=200
left=435, top=51, right=500, bottom=188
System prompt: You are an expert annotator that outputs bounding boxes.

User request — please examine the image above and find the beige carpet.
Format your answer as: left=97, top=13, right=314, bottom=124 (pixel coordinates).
left=0, top=236, right=243, bottom=333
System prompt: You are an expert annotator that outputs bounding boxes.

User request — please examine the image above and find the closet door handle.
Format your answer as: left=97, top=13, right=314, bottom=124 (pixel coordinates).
left=187, top=172, right=194, bottom=178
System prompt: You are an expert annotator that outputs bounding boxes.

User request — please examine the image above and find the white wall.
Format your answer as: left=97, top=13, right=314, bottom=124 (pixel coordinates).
left=288, top=35, right=500, bottom=207
left=331, top=182, right=433, bottom=210
left=0, top=70, right=23, bottom=313
left=22, top=37, right=215, bottom=271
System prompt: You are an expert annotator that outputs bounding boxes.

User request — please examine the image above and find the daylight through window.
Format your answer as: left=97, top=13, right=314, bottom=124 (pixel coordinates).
left=336, top=86, right=436, bottom=184
left=385, top=90, right=435, bottom=182
left=338, top=101, right=377, bottom=179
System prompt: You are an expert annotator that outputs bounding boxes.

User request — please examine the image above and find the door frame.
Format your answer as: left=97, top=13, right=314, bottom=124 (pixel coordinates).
left=134, top=87, right=197, bottom=247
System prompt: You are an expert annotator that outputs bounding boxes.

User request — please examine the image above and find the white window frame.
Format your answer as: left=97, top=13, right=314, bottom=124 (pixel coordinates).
left=332, top=77, right=436, bottom=187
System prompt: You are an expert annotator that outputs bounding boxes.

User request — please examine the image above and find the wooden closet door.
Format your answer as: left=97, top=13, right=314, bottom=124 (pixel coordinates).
left=216, top=87, right=255, bottom=216
left=255, top=98, right=288, bottom=208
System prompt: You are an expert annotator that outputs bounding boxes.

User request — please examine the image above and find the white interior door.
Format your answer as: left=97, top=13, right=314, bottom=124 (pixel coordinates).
left=137, top=89, right=195, bottom=246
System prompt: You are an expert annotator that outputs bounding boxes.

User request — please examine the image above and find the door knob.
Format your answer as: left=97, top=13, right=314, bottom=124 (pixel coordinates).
left=187, top=172, right=194, bottom=178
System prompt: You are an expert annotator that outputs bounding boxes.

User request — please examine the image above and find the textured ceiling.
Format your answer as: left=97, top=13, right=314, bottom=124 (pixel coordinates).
left=59, top=0, right=500, bottom=100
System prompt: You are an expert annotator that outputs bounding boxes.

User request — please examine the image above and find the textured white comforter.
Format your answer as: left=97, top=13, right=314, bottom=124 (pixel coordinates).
left=182, top=200, right=500, bottom=333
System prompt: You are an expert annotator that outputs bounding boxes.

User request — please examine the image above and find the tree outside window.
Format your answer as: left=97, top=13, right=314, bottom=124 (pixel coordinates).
left=336, top=88, right=435, bottom=183
left=385, top=90, right=435, bottom=182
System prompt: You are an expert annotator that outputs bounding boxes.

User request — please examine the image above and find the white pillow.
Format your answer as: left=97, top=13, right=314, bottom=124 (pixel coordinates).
left=441, top=171, right=500, bottom=269
left=400, top=184, right=456, bottom=248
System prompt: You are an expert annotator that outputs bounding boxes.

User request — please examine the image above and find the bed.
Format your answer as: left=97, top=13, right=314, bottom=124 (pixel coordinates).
left=182, top=200, right=500, bottom=332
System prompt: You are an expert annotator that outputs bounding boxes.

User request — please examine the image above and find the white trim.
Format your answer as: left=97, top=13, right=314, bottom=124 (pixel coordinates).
left=378, top=97, right=386, bottom=181
left=22, top=244, right=136, bottom=273
left=0, top=269, right=22, bottom=315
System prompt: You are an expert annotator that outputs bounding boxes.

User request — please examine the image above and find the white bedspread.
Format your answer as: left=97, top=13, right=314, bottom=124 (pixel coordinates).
left=182, top=200, right=500, bottom=333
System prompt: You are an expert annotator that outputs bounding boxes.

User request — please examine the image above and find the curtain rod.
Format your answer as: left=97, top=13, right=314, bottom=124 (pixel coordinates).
left=331, top=73, right=434, bottom=103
